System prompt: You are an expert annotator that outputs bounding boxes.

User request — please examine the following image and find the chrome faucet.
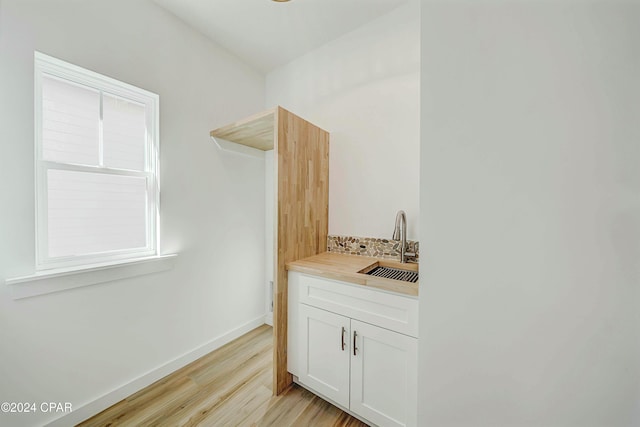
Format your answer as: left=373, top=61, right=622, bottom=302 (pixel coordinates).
left=392, top=210, right=414, bottom=263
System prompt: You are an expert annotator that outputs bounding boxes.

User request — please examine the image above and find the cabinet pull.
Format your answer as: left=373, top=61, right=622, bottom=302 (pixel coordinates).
left=353, top=330, right=358, bottom=356
left=341, top=327, right=346, bottom=351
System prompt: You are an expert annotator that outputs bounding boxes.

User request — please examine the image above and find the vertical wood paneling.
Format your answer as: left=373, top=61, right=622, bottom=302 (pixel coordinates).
left=274, top=107, right=330, bottom=394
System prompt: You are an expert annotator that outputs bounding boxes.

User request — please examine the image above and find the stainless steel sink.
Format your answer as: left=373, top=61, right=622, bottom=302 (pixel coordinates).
left=365, top=266, right=419, bottom=283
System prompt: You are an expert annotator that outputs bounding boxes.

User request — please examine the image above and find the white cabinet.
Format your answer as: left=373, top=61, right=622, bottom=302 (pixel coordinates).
left=298, top=304, right=351, bottom=408
left=289, top=271, right=418, bottom=427
left=350, top=319, right=418, bottom=427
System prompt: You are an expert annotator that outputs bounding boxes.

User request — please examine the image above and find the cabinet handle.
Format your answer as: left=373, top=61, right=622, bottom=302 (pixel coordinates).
left=353, top=330, right=358, bottom=356
left=341, top=327, right=346, bottom=351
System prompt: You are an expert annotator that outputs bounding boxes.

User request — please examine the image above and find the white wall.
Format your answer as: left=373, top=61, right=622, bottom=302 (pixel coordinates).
left=266, top=2, right=420, bottom=240
left=0, top=1, right=266, bottom=426
left=419, top=2, right=640, bottom=426
left=264, top=149, right=274, bottom=325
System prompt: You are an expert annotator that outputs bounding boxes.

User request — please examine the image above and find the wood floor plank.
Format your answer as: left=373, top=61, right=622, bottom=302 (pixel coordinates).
left=161, top=351, right=273, bottom=426
left=253, top=385, right=315, bottom=427
left=292, top=395, right=367, bottom=427
left=78, top=325, right=368, bottom=427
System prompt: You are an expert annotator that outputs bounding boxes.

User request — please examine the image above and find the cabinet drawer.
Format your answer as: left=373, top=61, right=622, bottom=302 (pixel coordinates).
left=298, top=273, right=418, bottom=337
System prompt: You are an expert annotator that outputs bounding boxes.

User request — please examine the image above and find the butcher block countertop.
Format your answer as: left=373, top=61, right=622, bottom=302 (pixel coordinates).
left=286, top=252, right=419, bottom=297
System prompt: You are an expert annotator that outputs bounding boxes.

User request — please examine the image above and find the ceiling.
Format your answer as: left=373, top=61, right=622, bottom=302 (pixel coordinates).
left=153, top=0, right=408, bottom=73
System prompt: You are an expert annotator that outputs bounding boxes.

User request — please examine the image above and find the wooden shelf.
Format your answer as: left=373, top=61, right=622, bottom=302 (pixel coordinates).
left=210, top=107, right=276, bottom=151
left=210, top=105, right=330, bottom=396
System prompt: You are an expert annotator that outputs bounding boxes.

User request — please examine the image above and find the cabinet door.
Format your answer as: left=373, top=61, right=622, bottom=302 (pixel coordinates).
left=298, top=304, right=351, bottom=409
left=350, top=320, right=418, bottom=427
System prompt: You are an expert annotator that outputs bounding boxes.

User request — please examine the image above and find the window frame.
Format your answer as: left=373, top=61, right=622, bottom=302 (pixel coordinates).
left=34, top=52, right=160, bottom=271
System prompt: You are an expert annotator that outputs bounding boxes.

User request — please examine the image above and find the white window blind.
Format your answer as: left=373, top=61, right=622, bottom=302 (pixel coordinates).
left=47, top=170, right=147, bottom=258
left=35, top=52, right=159, bottom=270
left=103, top=94, right=146, bottom=171
left=42, top=76, right=100, bottom=165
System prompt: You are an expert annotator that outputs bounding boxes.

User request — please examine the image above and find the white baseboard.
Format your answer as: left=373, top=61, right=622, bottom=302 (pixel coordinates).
left=45, top=315, right=266, bottom=427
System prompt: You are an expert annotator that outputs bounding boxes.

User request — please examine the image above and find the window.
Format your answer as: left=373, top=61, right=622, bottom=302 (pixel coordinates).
left=34, top=52, right=159, bottom=270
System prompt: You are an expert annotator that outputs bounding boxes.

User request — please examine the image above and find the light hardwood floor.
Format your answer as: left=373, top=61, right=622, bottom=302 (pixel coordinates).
left=78, top=325, right=368, bottom=427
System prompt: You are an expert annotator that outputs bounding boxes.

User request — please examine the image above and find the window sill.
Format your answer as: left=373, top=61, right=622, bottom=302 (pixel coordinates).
left=5, top=254, right=177, bottom=300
